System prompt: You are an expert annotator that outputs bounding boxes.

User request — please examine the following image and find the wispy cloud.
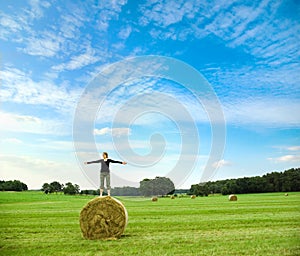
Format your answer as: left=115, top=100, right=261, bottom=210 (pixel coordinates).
left=0, top=13, right=22, bottom=37
left=0, top=12, right=27, bottom=41
left=268, top=155, right=300, bottom=163
left=0, top=66, right=81, bottom=113
left=22, top=31, right=63, bottom=57
left=212, top=159, right=232, bottom=169
left=138, top=0, right=299, bottom=69
left=118, top=25, right=132, bottom=40
left=27, top=0, right=51, bottom=19
left=0, top=111, right=69, bottom=135
left=94, top=127, right=131, bottom=137
left=223, top=98, right=300, bottom=128
left=52, top=44, right=101, bottom=71
left=268, top=144, right=300, bottom=164
left=139, top=1, right=200, bottom=28
left=0, top=0, right=51, bottom=41
left=89, top=76, right=299, bottom=128
left=287, top=146, right=300, bottom=151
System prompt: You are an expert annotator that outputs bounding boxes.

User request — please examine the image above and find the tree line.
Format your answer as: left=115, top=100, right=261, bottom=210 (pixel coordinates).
left=190, top=168, right=300, bottom=196
left=42, top=181, right=80, bottom=195
left=42, top=178, right=174, bottom=196
left=3, top=168, right=298, bottom=196
left=81, top=177, right=175, bottom=196
left=0, top=180, right=28, bottom=191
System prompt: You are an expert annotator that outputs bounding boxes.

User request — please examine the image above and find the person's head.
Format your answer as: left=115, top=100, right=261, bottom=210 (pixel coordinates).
left=102, top=152, right=108, bottom=159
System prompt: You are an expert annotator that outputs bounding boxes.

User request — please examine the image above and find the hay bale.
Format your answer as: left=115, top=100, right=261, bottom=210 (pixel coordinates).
left=151, top=196, right=158, bottom=202
left=228, top=194, right=237, bottom=201
left=80, top=196, right=128, bottom=240
left=170, top=195, right=175, bottom=199
left=191, top=195, right=196, bottom=199
left=285, top=193, right=289, bottom=196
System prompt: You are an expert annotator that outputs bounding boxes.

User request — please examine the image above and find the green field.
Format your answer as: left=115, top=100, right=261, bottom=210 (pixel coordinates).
left=0, top=192, right=299, bottom=256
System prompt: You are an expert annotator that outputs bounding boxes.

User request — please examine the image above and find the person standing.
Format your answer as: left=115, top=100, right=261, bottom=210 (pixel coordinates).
left=84, top=152, right=127, bottom=196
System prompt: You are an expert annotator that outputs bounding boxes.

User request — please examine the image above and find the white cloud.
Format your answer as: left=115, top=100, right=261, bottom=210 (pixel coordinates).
left=0, top=111, right=69, bottom=135
left=0, top=13, right=22, bottom=32
left=138, top=0, right=299, bottom=69
left=0, top=0, right=50, bottom=41
left=52, top=44, right=102, bottom=71
left=211, top=1, right=299, bottom=67
left=0, top=12, right=27, bottom=41
left=92, top=76, right=299, bottom=128
left=118, top=26, right=132, bottom=40
left=94, top=127, right=131, bottom=137
left=75, top=72, right=300, bottom=129
left=28, top=0, right=50, bottom=19
left=139, top=0, right=199, bottom=28
left=212, top=159, right=232, bottom=169
left=268, top=155, right=300, bottom=163
left=223, top=98, right=300, bottom=128
left=22, top=32, right=63, bottom=57
left=0, top=66, right=81, bottom=113
left=60, top=15, right=82, bottom=39
left=90, top=0, right=128, bottom=32
left=287, top=146, right=300, bottom=151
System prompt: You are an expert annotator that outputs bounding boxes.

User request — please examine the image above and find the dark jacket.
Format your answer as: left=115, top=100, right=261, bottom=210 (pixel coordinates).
left=86, top=159, right=123, bottom=173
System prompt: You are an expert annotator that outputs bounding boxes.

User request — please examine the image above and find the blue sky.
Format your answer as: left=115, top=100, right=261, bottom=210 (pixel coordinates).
left=0, top=0, right=299, bottom=189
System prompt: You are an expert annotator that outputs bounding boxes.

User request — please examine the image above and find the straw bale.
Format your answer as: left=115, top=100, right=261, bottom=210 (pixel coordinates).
left=151, top=196, right=158, bottom=202
left=228, top=194, right=237, bottom=201
left=191, top=195, right=196, bottom=199
left=80, top=196, right=128, bottom=240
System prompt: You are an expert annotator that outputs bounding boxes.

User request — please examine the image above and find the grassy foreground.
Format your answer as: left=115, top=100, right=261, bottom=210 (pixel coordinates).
left=0, top=192, right=299, bottom=256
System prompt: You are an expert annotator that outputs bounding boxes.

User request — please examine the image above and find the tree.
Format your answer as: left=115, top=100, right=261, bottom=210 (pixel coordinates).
left=139, top=177, right=175, bottom=196
left=42, top=183, right=51, bottom=193
left=0, top=180, right=28, bottom=191
left=63, top=182, right=80, bottom=195
left=50, top=181, right=63, bottom=193
left=139, top=178, right=153, bottom=196
left=42, top=181, right=63, bottom=193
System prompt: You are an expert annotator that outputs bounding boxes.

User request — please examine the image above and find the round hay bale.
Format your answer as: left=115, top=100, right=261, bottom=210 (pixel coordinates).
left=170, top=195, right=175, bottom=199
left=228, top=194, right=237, bottom=201
left=151, top=196, right=158, bottom=202
left=285, top=193, right=289, bottom=196
left=191, top=195, right=196, bottom=199
left=80, top=196, right=128, bottom=240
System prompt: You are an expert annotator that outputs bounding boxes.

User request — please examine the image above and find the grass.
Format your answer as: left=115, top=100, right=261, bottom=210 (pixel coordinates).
left=0, top=192, right=299, bottom=256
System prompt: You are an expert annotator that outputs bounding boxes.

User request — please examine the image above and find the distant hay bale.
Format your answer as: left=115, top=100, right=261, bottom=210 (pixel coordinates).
left=151, top=196, right=158, bottom=202
left=170, top=195, right=175, bottom=199
left=228, top=194, right=237, bottom=201
left=285, top=193, right=289, bottom=196
left=80, top=196, right=128, bottom=240
left=191, top=195, right=196, bottom=199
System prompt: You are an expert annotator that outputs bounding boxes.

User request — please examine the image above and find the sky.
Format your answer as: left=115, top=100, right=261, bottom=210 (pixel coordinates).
left=0, top=0, right=299, bottom=190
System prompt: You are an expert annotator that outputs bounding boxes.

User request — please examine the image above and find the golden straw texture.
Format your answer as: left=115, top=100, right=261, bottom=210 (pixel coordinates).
left=80, top=196, right=128, bottom=240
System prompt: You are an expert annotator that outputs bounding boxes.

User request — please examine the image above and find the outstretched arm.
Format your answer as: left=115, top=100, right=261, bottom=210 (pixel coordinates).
left=84, top=159, right=101, bottom=165
left=109, top=159, right=127, bottom=165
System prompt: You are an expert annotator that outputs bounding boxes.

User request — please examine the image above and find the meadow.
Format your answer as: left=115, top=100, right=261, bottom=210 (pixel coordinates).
left=0, top=191, right=299, bottom=256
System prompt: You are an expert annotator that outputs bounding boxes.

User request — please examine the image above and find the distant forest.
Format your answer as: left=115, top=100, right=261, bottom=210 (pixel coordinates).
left=1, top=168, right=299, bottom=195
left=190, top=167, right=300, bottom=196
